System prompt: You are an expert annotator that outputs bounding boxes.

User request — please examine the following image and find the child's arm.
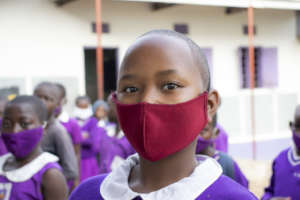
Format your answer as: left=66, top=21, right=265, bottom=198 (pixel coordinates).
left=233, top=161, right=249, bottom=188
left=42, top=168, right=68, bottom=200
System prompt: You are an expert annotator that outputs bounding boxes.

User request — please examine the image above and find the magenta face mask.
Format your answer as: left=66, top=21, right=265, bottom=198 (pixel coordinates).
left=293, top=131, right=300, bottom=149
left=1, top=127, right=43, bottom=159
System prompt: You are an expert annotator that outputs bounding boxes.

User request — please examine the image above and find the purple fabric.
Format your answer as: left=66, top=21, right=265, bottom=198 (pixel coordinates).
left=196, top=136, right=214, bottom=153
left=80, top=157, right=99, bottom=182
left=0, top=119, right=7, bottom=155
left=67, top=180, right=74, bottom=192
left=98, top=135, right=135, bottom=174
left=260, top=48, right=278, bottom=88
left=60, top=118, right=82, bottom=145
left=233, top=160, right=249, bottom=188
left=214, top=124, right=228, bottom=153
left=292, top=131, right=300, bottom=149
left=0, top=161, right=61, bottom=200
left=2, top=127, right=43, bottom=158
left=69, top=174, right=257, bottom=200
left=262, top=148, right=300, bottom=200
left=80, top=117, right=103, bottom=182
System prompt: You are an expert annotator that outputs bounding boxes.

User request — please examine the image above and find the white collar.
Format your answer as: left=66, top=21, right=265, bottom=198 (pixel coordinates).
left=100, top=154, right=222, bottom=200
left=0, top=152, right=59, bottom=182
left=288, top=145, right=300, bottom=166
left=58, top=110, right=70, bottom=123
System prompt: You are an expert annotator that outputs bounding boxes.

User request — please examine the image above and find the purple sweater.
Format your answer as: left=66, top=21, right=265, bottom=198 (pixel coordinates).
left=69, top=174, right=257, bottom=200
left=262, top=147, right=300, bottom=200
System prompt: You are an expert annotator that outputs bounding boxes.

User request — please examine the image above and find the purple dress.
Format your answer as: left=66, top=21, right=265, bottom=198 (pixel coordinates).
left=60, top=118, right=82, bottom=145
left=69, top=174, right=257, bottom=200
left=214, top=124, right=228, bottom=153
left=80, top=117, right=102, bottom=182
left=262, top=147, right=300, bottom=200
left=0, top=152, right=61, bottom=200
left=98, top=135, right=135, bottom=174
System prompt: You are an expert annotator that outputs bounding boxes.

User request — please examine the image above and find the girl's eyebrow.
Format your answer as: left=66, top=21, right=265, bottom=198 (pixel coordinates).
left=119, top=74, right=137, bottom=81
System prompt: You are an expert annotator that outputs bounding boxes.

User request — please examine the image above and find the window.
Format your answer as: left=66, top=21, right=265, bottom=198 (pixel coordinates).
left=239, top=47, right=278, bottom=89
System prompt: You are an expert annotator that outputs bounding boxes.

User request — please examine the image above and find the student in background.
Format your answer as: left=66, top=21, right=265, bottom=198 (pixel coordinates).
left=54, top=84, right=82, bottom=168
left=70, top=30, right=257, bottom=200
left=0, top=96, right=8, bottom=155
left=214, top=123, right=228, bottom=153
left=195, top=114, right=249, bottom=188
left=0, top=95, right=67, bottom=200
left=73, top=96, right=93, bottom=126
left=262, top=105, right=300, bottom=200
left=97, top=96, right=135, bottom=173
left=34, top=82, right=79, bottom=192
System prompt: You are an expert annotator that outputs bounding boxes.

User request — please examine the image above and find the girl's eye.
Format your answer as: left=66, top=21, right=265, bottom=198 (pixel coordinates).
left=123, top=87, right=138, bottom=93
left=20, top=122, right=31, bottom=128
left=162, top=83, right=181, bottom=91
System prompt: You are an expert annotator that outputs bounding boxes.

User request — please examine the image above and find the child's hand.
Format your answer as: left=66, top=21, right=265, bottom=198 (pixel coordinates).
left=270, top=197, right=291, bottom=200
left=82, top=131, right=89, bottom=139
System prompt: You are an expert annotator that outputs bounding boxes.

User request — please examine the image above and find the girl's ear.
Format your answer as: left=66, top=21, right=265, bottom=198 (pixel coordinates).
left=207, top=90, right=220, bottom=124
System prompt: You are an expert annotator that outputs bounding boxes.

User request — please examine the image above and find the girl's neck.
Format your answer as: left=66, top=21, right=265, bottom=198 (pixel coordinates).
left=129, top=141, right=197, bottom=193
left=199, top=146, right=215, bottom=157
left=15, top=147, right=43, bottom=168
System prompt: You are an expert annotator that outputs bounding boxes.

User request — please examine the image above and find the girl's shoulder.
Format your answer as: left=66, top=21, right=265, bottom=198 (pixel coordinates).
left=0, top=152, right=59, bottom=183
left=69, top=174, right=108, bottom=200
left=197, top=175, right=257, bottom=200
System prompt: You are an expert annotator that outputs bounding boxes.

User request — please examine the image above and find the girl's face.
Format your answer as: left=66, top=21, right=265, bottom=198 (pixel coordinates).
left=117, top=35, right=204, bottom=105
left=1, top=103, right=41, bottom=134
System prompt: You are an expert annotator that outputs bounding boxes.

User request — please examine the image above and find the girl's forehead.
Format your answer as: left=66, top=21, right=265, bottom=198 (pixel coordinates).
left=4, top=103, right=37, bottom=118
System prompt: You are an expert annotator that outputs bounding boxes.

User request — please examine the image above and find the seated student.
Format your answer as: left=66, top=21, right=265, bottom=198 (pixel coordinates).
left=73, top=96, right=93, bottom=126
left=195, top=114, right=249, bottom=188
left=0, top=96, right=8, bottom=156
left=34, top=82, right=79, bottom=191
left=214, top=123, right=229, bottom=152
left=69, top=30, right=257, bottom=200
left=262, top=105, right=300, bottom=200
left=0, top=95, right=67, bottom=200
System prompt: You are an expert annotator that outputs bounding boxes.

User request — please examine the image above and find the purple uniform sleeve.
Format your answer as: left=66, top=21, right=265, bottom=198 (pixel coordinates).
left=233, top=161, right=249, bottom=188
left=69, top=174, right=107, bottom=200
left=69, top=119, right=82, bottom=145
left=261, top=161, right=276, bottom=200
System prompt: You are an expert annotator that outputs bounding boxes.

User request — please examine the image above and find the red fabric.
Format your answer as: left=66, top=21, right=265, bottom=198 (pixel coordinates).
left=113, top=93, right=208, bottom=162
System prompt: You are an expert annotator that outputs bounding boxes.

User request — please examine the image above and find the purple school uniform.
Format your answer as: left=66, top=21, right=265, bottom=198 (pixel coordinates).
left=60, top=118, right=82, bottom=145
left=262, top=147, right=300, bottom=200
left=0, top=152, right=61, bottom=200
left=214, top=151, right=249, bottom=188
left=80, top=117, right=102, bottom=182
left=69, top=174, right=257, bottom=200
left=70, top=155, right=257, bottom=200
left=214, top=124, right=228, bottom=152
left=98, top=135, right=135, bottom=174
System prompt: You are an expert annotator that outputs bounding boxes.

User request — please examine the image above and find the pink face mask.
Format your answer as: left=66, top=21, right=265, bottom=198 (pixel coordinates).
left=113, top=92, right=208, bottom=162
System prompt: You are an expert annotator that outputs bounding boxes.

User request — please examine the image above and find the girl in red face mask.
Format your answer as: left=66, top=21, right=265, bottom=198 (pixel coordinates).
left=70, top=30, right=258, bottom=200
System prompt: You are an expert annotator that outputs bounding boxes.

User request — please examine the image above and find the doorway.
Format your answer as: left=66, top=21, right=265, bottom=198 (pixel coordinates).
left=84, top=48, right=118, bottom=103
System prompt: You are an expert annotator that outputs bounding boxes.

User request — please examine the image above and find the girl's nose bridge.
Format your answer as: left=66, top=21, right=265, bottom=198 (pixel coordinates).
left=140, top=86, right=159, bottom=104
left=13, top=123, right=22, bottom=133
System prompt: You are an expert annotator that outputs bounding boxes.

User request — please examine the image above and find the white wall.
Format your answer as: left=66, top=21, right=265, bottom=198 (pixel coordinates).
left=0, top=0, right=299, bottom=142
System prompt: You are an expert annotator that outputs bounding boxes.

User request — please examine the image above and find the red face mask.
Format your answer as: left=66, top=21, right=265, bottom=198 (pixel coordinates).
left=113, top=92, right=208, bottom=162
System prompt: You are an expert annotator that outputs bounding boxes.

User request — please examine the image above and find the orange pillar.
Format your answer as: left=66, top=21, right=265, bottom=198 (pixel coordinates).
left=95, top=0, right=104, bottom=99
left=248, top=5, right=256, bottom=160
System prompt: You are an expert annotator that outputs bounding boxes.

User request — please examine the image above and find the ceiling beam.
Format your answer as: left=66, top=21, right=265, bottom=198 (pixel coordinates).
left=225, top=7, right=246, bottom=15
left=151, top=3, right=176, bottom=11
